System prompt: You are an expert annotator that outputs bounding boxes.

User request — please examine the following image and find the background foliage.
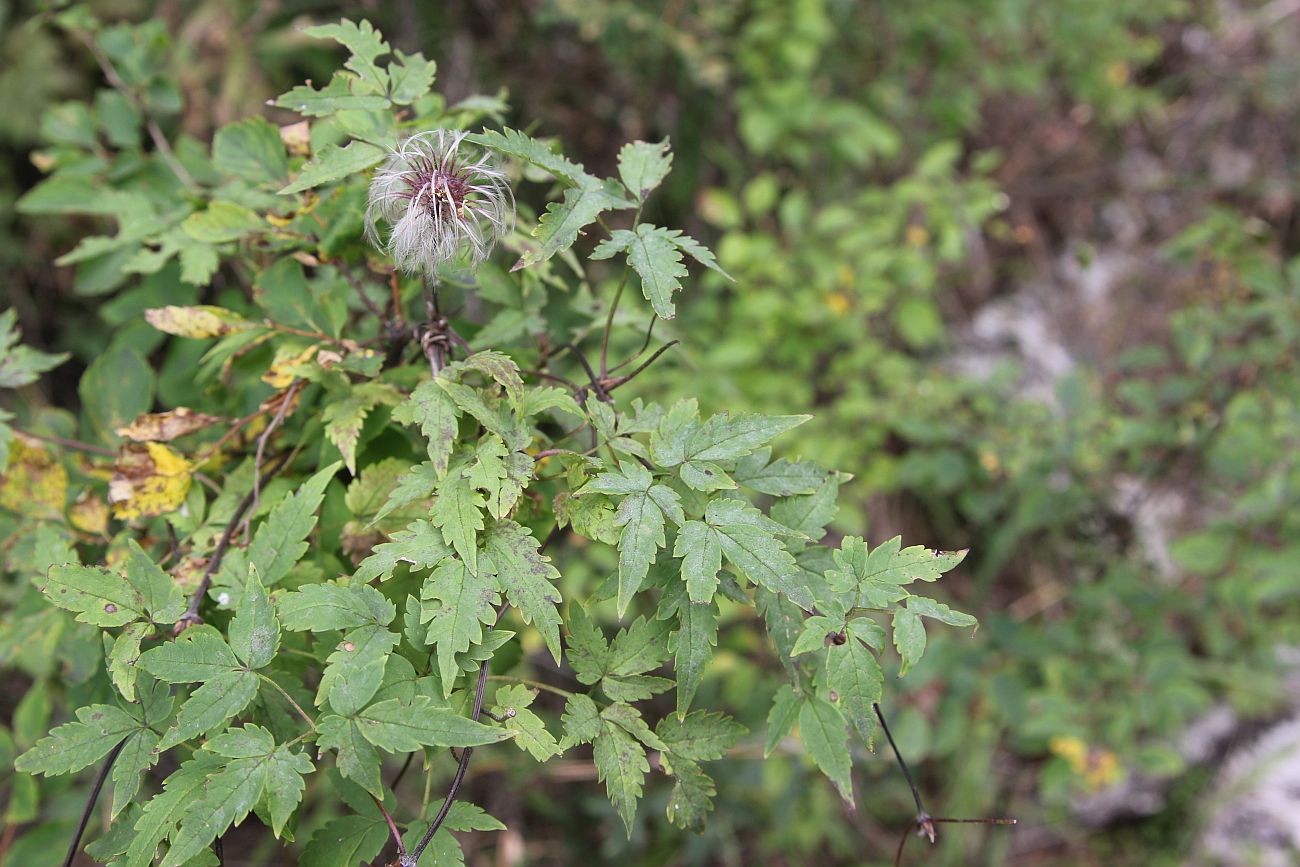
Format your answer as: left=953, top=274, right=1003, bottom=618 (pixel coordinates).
left=3, top=1, right=1300, bottom=865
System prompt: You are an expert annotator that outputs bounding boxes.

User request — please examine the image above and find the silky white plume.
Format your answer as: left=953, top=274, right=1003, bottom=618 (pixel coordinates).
left=364, top=130, right=513, bottom=275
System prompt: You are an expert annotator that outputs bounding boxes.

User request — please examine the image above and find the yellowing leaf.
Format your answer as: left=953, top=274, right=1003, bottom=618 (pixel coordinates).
left=116, top=407, right=222, bottom=442
left=69, top=491, right=110, bottom=534
left=144, top=306, right=253, bottom=339
left=109, top=443, right=193, bottom=520
left=262, top=345, right=319, bottom=388
left=0, top=437, right=67, bottom=519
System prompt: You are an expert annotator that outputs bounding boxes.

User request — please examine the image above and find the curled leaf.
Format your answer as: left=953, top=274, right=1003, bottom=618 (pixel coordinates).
left=116, top=407, right=222, bottom=442
left=144, top=306, right=253, bottom=339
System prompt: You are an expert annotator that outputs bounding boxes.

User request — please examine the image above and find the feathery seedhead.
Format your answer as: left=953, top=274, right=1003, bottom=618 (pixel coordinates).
left=365, top=130, right=513, bottom=276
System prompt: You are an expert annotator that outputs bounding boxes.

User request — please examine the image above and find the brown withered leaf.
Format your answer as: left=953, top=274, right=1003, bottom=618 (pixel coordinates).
left=116, top=407, right=222, bottom=442
left=280, top=121, right=311, bottom=156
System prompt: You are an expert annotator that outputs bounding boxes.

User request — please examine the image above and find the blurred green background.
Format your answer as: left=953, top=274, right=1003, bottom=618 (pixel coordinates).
left=4, top=0, right=1300, bottom=864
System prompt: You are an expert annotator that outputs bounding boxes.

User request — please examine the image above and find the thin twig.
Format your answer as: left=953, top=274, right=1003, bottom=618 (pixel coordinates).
left=524, top=368, right=582, bottom=390
left=607, top=315, right=659, bottom=375
left=176, top=450, right=293, bottom=631
left=486, top=675, right=574, bottom=699
left=532, top=448, right=582, bottom=462
left=875, top=703, right=927, bottom=820
left=389, top=752, right=417, bottom=791
left=62, top=737, right=128, bottom=867
left=876, top=702, right=1016, bottom=867
left=72, top=31, right=197, bottom=189
left=598, top=203, right=643, bottom=377
left=249, top=380, right=302, bottom=530
left=603, top=340, right=680, bottom=392
left=258, top=674, right=315, bottom=732
left=397, top=526, right=563, bottom=865
left=561, top=343, right=610, bottom=404
left=12, top=427, right=116, bottom=457
left=599, top=270, right=629, bottom=378
left=374, top=795, right=406, bottom=860
left=163, top=524, right=182, bottom=567
left=410, top=656, right=491, bottom=862
left=337, top=260, right=388, bottom=320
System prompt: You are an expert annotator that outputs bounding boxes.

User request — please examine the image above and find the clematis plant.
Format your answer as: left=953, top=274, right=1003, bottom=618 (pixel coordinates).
left=2, top=16, right=980, bottom=867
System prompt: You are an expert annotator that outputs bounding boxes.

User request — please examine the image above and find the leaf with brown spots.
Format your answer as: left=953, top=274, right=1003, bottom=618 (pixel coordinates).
left=116, top=407, right=223, bottom=442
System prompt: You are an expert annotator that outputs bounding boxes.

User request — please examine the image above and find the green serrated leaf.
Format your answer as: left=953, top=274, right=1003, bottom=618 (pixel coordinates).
left=514, top=179, right=634, bottom=272
left=323, top=383, right=400, bottom=474
left=181, top=201, right=264, bottom=244
left=670, top=595, right=717, bottom=718
left=389, top=50, right=437, bottom=104
left=277, top=583, right=395, bottom=633
left=765, top=685, right=800, bottom=758
left=111, top=726, right=162, bottom=818
left=826, top=636, right=882, bottom=741
left=139, top=625, right=239, bottom=683
left=15, top=704, right=138, bottom=776
left=799, top=696, right=853, bottom=803
left=275, top=72, right=390, bottom=118
left=318, top=625, right=400, bottom=716
left=493, top=685, right=560, bottom=761
left=907, top=595, right=978, bottom=627
left=159, top=669, right=259, bottom=750
left=609, top=224, right=688, bottom=320
left=617, top=139, right=672, bottom=201
left=892, top=608, right=926, bottom=676
left=664, top=757, right=714, bottom=832
left=656, top=711, right=744, bottom=762
left=353, top=697, right=510, bottom=752
left=482, top=520, right=563, bottom=663
left=593, top=720, right=648, bottom=837
left=421, top=559, right=500, bottom=697
left=564, top=604, right=609, bottom=686
left=316, top=715, right=384, bottom=797
left=301, top=814, right=389, bottom=867
left=303, top=19, right=390, bottom=94
left=734, top=450, right=829, bottom=496
left=108, top=621, right=152, bottom=702
left=228, top=567, right=279, bottom=669
left=372, top=462, right=439, bottom=527
left=123, top=541, right=186, bottom=624
left=160, top=728, right=313, bottom=864
left=467, top=128, right=595, bottom=187
left=42, top=563, right=148, bottom=627
left=353, top=519, right=452, bottom=583
left=212, top=117, right=288, bottom=185
left=127, top=752, right=224, bottom=866
left=279, top=141, right=387, bottom=195
left=560, top=693, right=602, bottom=749
left=242, top=462, right=340, bottom=587
left=704, top=498, right=813, bottom=611
left=429, top=471, right=485, bottom=574
left=0, top=309, right=69, bottom=388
